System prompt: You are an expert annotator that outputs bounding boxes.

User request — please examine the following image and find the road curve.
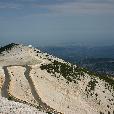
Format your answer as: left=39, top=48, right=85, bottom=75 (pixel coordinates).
left=24, top=65, right=61, bottom=114
left=1, top=66, right=36, bottom=107
left=1, top=65, right=62, bottom=114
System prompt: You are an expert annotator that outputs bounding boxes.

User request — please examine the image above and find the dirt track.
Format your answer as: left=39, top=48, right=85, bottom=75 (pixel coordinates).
left=1, top=65, right=61, bottom=114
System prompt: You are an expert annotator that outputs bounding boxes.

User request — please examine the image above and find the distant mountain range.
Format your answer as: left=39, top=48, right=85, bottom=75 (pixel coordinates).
left=39, top=45, right=114, bottom=76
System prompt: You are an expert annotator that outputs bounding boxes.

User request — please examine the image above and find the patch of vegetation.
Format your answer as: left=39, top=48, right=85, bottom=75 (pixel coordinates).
left=81, top=67, right=114, bottom=90
left=100, top=111, right=104, bottom=114
left=46, top=112, right=53, bottom=114
left=84, top=69, right=114, bottom=90
left=0, top=43, right=19, bottom=54
left=98, top=74, right=114, bottom=89
left=8, top=96, right=13, bottom=100
left=85, top=78, right=98, bottom=98
left=87, top=79, right=98, bottom=91
left=40, top=60, right=85, bottom=83
left=40, top=60, right=114, bottom=89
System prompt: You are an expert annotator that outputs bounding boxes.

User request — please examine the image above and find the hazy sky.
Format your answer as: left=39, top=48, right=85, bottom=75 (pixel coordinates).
left=0, top=0, right=114, bottom=47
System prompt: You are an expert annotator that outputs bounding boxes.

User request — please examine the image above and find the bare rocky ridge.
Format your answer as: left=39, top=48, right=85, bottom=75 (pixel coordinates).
left=0, top=43, right=114, bottom=114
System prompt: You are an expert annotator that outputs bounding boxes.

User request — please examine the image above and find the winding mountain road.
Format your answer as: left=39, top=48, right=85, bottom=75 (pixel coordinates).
left=1, top=65, right=61, bottom=114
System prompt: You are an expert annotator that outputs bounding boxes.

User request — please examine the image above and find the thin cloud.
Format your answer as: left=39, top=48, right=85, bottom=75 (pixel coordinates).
left=29, top=0, right=114, bottom=14
left=0, top=0, right=114, bottom=14
left=47, top=2, right=114, bottom=14
left=0, top=3, right=23, bottom=9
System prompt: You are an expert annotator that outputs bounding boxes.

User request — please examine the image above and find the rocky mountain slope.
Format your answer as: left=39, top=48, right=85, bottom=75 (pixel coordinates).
left=0, top=43, right=114, bottom=114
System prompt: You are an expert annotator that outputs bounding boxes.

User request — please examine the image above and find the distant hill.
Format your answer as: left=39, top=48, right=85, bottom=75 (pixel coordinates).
left=0, top=43, right=114, bottom=114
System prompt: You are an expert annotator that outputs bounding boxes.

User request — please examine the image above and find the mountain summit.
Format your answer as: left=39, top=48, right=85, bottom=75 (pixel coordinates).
left=0, top=43, right=114, bottom=114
